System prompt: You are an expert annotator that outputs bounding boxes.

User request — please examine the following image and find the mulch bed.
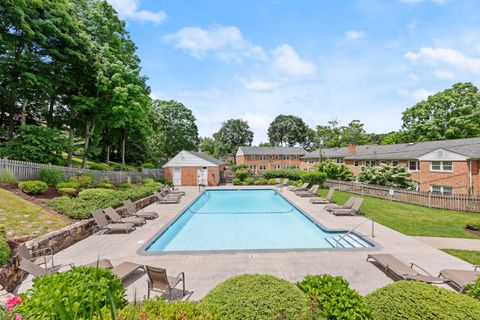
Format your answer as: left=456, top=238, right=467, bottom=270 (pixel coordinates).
left=465, top=227, right=480, bottom=238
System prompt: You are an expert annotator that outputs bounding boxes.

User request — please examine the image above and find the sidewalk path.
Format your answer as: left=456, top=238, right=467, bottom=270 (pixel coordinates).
left=414, top=236, right=480, bottom=250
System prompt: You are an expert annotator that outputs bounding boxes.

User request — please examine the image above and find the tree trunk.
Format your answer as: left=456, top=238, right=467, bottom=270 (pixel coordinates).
left=106, top=145, right=110, bottom=164
left=20, top=99, right=28, bottom=125
left=47, top=94, right=56, bottom=127
left=67, top=127, right=74, bottom=167
left=8, top=101, right=15, bottom=140
left=81, top=122, right=95, bottom=169
left=121, top=129, right=126, bottom=166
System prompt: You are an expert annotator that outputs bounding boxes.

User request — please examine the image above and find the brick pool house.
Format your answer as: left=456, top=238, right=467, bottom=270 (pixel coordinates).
left=163, top=150, right=225, bottom=186
left=301, top=137, right=480, bottom=194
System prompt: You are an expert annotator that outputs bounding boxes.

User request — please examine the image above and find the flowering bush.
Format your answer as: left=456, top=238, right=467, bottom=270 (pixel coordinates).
left=0, top=295, right=23, bottom=320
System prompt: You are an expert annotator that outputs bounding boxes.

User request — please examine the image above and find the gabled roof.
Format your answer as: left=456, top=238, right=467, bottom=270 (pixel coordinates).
left=186, top=151, right=224, bottom=165
left=302, top=137, right=480, bottom=160
left=236, top=146, right=307, bottom=156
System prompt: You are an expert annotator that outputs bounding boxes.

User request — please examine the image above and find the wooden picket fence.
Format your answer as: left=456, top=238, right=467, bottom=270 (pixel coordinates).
left=0, top=158, right=164, bottom=185
left=325, top=179, right=480, bottom=213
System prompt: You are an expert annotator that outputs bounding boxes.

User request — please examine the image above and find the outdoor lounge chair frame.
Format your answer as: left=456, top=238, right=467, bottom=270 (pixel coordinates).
left=296, top=185, right=319, bottom=197
left=309, top=189, right=335, bottom=204
left=325, top=196, right=356, bottom=211
left=154, top=192, right=180, bottom=204
left=146, top=265, right=186, bottom=300
left=330, top=197, right=364, bottom=216
left=92, top=209, right=136, bottom=234
left=103, top=207, right=146, bottom=226
left=439, top=265, right=480, bottom=293
left=123, top=199, right=159, bottom=219
left=17, top=243, right=55, bottom=269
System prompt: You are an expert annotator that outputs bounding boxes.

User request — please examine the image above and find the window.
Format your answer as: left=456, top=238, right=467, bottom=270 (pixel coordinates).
left=380, top=160, right=387, bottom=165
left=259, top=155, right=265, bottom=160
left=392, top=160, right=399, bottom=166
left=249, top=165, right=256, bottom=171
left=259, top=165, right=267, bottom=171
left=363, top=160, right=376, bottom=167
left=336, top=158, right=344, bottom=164
left=354, top=160, right=359, bottom=167
left=431, top=185, right=453, bottom=195
left=250, top=155, right=256, bottom=160
left=283, top=155, right=290, bottom=160
left=275, top=165, right=281, bottom=170
left=284, top=165, right=289, bottom=169
left=267, top=155, right=273, bottom=160
left=431, top=161, right=453, bottom=172
left=408, top=160, right=418, bottom=171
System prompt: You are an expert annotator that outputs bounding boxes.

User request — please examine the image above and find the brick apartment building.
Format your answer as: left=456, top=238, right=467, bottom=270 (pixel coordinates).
left=301, top=137, right=480, bottom=194
left=235, top=146, right=306, bottom=173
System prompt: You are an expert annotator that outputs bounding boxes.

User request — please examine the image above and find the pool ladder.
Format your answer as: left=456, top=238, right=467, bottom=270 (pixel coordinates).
left=325, top=218, right=374, bottom=248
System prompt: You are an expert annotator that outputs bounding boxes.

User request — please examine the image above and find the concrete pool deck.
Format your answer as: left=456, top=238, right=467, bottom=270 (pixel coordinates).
left=16, top=186, right=474, bottom=300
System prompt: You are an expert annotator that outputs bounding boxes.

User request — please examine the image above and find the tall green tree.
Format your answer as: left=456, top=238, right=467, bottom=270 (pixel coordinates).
left=402, top=82, right=480, bottom=141
left=152, top=100, right=199, bottom=160
left=316, top=119, right=373, bottom=148
left=213, top=119, right=254, bottom=157
left=199, top=137, right=219, bottom=157
left=268, top=115, right=313, bottom=148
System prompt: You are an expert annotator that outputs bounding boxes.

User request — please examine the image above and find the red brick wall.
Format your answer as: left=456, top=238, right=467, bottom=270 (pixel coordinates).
left=164, top=166, right=220, bottom=186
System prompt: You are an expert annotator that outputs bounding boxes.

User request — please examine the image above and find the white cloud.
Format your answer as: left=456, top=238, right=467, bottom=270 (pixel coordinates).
left=163, top=25, right=266, bottom=61
left=345, top=30, right=366, bottom=41
left=405, top=47, right=480, bottom=74
left=242, top=80, right=278, bottom=92
left=242, top=113, right=273, bottom=131
left=108, top=0, right=167, bottom=24
left=272, top=44, right=317, bottom=77
left=413, top=88, right=433, bottom=101
left=433, top=70, right=455, bottom=79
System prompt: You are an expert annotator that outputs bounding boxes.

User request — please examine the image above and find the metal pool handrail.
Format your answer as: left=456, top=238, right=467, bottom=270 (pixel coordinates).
left=332, top=217, right=375, bottom=248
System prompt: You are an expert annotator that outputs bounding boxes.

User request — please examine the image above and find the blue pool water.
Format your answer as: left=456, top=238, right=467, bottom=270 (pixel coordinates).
left=145, top=189, right=372, bottom=252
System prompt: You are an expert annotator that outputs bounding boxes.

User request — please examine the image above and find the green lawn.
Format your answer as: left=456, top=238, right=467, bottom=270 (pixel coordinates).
left=441, top=249, right=480, bottom=265
left=318, top=189, right=480, bottom=239
left=0, top=189, right=71, bottom=237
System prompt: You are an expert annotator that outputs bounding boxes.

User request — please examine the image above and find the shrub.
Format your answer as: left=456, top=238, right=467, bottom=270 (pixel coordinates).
left=18, top=180, right=48, bottom=195
left=119, top=182, right=133, bottom=189
left=232, top=178, right=241, bottom=185
left=244, top=177, right=254, bottom=185
left=142, top=178, right=154, bottom=185
left=0, top=169, right=16, bottom=184
left=38, top=167, right=65, bottom=186
left=45, top=185, right=159, bottom=219
left=466, top=275, right=480, bottom=300
left=297, top=274, right=373, bottom=319
left=0, top=233, right=11, bottom=266
left=58, top=188, right=77, bottom=197
left=199, top=274, right=309, bottom=320
left=56, top=181, right=80, bottom=190
left=158, top=178, right=173, bottom=186
left=235, top=170, right=249, bottom=181
left=262, top=169, right=303, bottom=180
left=365, top=280, right=480, bottom=320
left=97, top=183, right=114, bottom=189
left=466, top=219, right=480, bottom=230
left=142, top=162, right=155, bottom=169
left=0, top=125, right=71, bottom=165
left=300, top=171, right=327, bottom=186
left=267, top=178, right=277, bottom=185
left=316, top=160, right=354, bottom=181
left=230, top=164, right=248, bottom=171
left=16, top=266, right=126, bottom=319
left=358, top=164, right=416, bottom=189
left=70, top=174, right=95, bottom=189
left=108, top=297, right=214, bottom=319
left=254, top=178, right=268, bottom=185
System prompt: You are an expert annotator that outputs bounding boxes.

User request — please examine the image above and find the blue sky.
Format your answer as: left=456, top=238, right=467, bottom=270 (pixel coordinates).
left=108, top=0, right=480, bottom=144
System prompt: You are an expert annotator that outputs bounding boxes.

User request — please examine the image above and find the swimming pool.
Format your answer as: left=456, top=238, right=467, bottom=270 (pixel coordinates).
left=144, top=189, right=373, bottom=253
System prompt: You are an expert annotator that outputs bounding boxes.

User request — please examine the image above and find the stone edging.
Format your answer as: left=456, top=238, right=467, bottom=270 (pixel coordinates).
left=0, top=194, right=157, bottom=292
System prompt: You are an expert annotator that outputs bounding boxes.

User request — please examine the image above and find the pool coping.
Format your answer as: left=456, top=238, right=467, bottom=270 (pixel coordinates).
left=137, top=187, right=380, bottom=255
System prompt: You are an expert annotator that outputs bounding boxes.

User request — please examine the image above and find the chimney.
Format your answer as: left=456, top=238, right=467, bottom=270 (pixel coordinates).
left=348, top=142, right=356, bottom=156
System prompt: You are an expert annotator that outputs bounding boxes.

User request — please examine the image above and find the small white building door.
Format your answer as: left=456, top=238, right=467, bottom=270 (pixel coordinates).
left=173, top=167, right=182, bottom=186
left=197, top=168, right=208, bottom=186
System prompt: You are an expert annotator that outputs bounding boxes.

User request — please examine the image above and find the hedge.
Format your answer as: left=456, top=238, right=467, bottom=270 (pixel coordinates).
left=16, top=267, right=126, bottom=319
left=44, top=185, right=159, bottom=219
left=199, top=274, right=309, bottom=320
left=108, top=297, right=214, bottom=319
left=297, top=274, right=373, bottom=319
left=299, top=171, right=327, bottom=186
left=234, top=170, right=249, bottom=181
left=18, top=180, right=48, bottom=195
left=365, top=280, right=480, bottom=320
left=262, top=169, right=303, bottom=180
left=466, top=276, right=480, bottom=300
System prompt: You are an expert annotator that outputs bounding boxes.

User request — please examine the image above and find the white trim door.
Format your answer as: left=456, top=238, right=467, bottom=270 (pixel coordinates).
left=197, top=168, right=208, bottom=186
left=173, top=167, right=182, bottom=186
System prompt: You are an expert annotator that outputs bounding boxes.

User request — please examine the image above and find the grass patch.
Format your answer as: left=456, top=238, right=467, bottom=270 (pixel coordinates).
left=318, top=189, right=480, bottom=239
left=441, top=249, right=480, bottom=265
left=0, top=189, right=70, bottom=238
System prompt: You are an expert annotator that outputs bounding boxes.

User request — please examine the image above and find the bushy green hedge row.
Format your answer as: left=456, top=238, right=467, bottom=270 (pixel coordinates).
left=17, top=267, right=126, bottom=319
left=44, top=185, right=159, bottom=219
left=297, top=274, right=373, bottom=319
left=199, top=274, right=309, bottom=320
left=262, top=169, right=303, bottom=180
left=299, top=171, right=327, bottom=186
left=466, top=276, right=480, bottom=300
left=0, top=233, right=11, bottom=266
left=365, top=281, right=480, bottom=320
left=18, top=180, right=49, bottom=195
